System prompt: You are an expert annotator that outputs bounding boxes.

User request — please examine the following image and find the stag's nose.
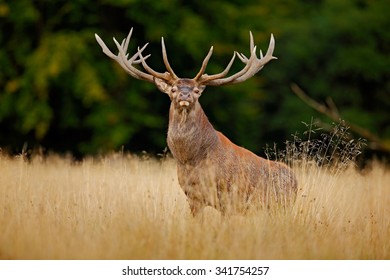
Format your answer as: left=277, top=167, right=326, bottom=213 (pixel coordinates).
left=179, top=90, right=191, bottom=101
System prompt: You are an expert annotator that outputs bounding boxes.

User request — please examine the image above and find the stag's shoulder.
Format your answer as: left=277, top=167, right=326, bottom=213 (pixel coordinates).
left=215, top=131, right=263, bottom=161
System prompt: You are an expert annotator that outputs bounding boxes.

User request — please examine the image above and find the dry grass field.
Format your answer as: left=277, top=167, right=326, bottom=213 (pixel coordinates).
left=0, top=150, right=389, bottom=260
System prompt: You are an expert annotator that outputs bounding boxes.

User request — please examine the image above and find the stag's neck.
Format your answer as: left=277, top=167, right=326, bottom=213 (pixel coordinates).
left=167, top=103, right=218, bottom=164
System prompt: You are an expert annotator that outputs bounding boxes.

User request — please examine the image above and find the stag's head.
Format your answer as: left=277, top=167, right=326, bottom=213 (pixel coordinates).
left=154, top=78, right=204, bottom=112
left=95, top=28, right=276, bottom=113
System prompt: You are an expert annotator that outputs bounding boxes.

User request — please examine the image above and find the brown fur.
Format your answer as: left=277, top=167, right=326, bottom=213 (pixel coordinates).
left=157, top=78, right=297, bottom=215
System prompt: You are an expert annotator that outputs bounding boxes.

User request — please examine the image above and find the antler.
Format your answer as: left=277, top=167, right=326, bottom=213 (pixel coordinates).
left=95, top=28, right=177, bottom=83
left=136, top=37, right=178, bottom=83
left=96, top=28, right=276, bottom=87
left=195, top=32, right=277, bottom=86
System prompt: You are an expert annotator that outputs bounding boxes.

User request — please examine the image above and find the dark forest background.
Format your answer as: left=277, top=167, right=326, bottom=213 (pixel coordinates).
left=0, top=0, right=389, bottom=160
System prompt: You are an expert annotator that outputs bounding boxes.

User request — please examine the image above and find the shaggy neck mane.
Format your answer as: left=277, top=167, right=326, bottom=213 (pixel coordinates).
left=167, top=102, right=218, bottom=164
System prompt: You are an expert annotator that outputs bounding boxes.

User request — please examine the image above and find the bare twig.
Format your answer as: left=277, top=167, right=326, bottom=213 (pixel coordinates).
left=291, top=83, right=390, bottom=153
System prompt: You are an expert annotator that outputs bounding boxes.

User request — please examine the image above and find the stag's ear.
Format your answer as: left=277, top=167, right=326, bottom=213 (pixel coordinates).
left=198, top=85, right=206, bottom=95
left=154, top=77, right=171, bottom=95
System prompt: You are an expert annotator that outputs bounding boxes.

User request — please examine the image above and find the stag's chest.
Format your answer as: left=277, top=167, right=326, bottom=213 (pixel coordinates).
left=167, top=120, right=200, bottom=162
left=167, top=106, right=218, bottom=163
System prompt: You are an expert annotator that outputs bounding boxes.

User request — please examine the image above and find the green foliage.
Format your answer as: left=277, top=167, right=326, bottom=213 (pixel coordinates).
left=0, top=0, right=388, bottom=157
left=267, top=0, right=390, bottom=141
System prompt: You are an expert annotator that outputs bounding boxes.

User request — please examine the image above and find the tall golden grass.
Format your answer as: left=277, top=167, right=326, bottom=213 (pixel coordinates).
left=0, top=150, right=389, bottom=259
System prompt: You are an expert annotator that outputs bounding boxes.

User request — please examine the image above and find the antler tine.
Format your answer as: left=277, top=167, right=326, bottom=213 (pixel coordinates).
left=161, top=37, right=178, bottom=80
left=193, top=47, right=241, bottom=82
left=249, top=31, right=255, bottom=54
left=201, top=32, right=276, bottom=86
left=123, top=27, right=133, bottom=54
left=95, top=28, right=155, bottom=82
left=136, top=46, right=172, bottom=81
left=95, top=33, right=117, bottom=60
left=194, top=46, right=214, bottom=80
left=236, top=52, right=248, bottom=63
left=197, top=51, right=237, bottom=82
left=113, top=37, right=156, bottom=82
left=231, top=33, right=276, bottom=84
left=203, top=46, right=257, bottom=86
left=121, top=30, right=151, bottom=64
left=266, top=33, right=276, bottom=58
left=128, top=37, right=177, bottom=82
left=132, top=43, right=151, bottom=64
left=96, top=28, right=178, bottom=84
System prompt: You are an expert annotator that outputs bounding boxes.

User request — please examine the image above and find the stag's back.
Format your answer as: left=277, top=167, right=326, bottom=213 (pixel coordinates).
left=211, top=132, right=297, bottom=204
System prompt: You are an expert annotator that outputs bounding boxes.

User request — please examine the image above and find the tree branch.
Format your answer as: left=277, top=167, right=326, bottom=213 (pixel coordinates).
left=291, top=83, right=390, bottom=153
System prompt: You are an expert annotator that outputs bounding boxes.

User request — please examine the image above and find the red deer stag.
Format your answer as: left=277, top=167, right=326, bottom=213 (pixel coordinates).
left=95, top=28, right=297, bottom=215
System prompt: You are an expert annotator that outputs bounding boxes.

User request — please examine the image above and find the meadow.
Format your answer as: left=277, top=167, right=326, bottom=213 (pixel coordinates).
left=0, top=148, right=389, bottom=259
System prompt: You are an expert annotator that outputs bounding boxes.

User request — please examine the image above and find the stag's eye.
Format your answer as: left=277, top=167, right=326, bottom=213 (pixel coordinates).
left=194, top=88, right=200, bottom=94
left=171, top=87, right=177, bottom=93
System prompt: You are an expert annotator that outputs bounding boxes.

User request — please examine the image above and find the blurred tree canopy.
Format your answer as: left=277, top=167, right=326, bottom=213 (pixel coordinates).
left=0, top=0, right=389, bottom=158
